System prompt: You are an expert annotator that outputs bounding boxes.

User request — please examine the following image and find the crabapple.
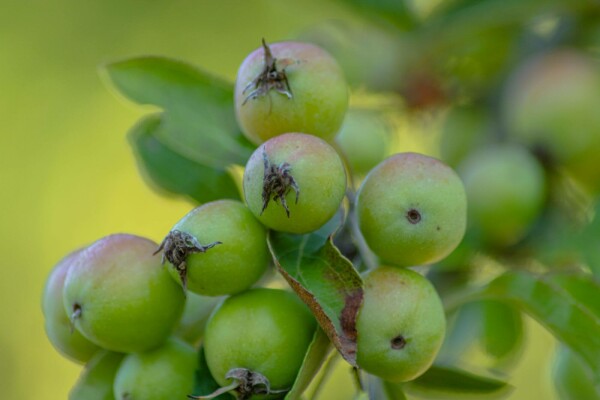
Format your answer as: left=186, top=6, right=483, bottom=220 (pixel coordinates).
left=157, top=200, right=269, bottom=296
left=69, top=351, right=124, bottom=400
left=335, top=109, right=390, bottom=176
left=356, top=266, right=446, bottom=382
left=458, top=144, right=545, bottom=247
left=504, top=49, right=600, bottom=192
left=357, top=153, right=467, bottom=266
left=113, top=337, right=198, bottom=400
left=235, top=40, right=348, bottom=144
left=203, top=288, right=316, bottom=398
left=42, top=249, right=100, bottom=363
left=243, top=133, right=347, bottom=234
left=63, top=234, right=185, bottom=353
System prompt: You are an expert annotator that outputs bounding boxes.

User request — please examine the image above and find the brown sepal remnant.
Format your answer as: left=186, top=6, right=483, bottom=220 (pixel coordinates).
left=261, top=148, right=299, bottom=218
left=242, top=39, right=294, bottom=105
left=187, top=368, right=288, bottom=400
left=154, top=230, right=221, bottom=292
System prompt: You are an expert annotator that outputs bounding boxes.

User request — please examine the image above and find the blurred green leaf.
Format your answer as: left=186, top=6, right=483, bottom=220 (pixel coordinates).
left=285, top=327, right=333, bottom=400
left=339, top=0, right=417, bottom=29
left=103, top=56, right=255, bottom=169
left=128, top=114, right=241, bottom=203
left=192, top=347, right=230, bottom=399
left=553, top=345, right=600, bottom=400
left=69, top=351, right=124, bottom=400
left=405, top=365, right=510, bottom=395
left=436, top=302, right=480, bottom=364
left=480, top=300, right=524, bottom=365
left=579, top=201, right=600, bottom=277
left=268, top=214, right=363, bottom=367
left=481, top=271, right=600, bottom=379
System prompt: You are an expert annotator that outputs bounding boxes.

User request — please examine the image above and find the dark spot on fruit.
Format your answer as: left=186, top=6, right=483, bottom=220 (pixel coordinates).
left=406, top=209, right=421, bottom=224
left=436, top=226, right=440, bottom=231
left=69, top=303, right=82, bottom=334
left=391, top=335, right=407, bottom=350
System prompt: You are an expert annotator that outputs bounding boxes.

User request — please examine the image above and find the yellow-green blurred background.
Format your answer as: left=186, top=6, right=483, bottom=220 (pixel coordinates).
left=0, top=1, right=557, bottom=398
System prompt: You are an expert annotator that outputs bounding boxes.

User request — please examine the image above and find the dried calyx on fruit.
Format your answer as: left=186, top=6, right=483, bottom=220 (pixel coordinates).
left=242, top=38, right=294, bottom=105
left=154, top=229, right=222, bottom=292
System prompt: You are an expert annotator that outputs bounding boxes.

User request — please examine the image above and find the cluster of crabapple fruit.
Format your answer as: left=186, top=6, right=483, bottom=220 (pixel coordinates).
left=42, top=39, right=467, bottom=400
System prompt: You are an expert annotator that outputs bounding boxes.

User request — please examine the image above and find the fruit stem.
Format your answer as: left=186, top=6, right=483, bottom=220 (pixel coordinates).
left=352, top=367, right=365, bottom=393
left=187, top=381, right=240, bottom=399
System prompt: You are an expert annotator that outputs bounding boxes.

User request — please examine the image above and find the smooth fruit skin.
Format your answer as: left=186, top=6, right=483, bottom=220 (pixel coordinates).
left=204, top=288, right=316, bottom=391
left=357, top=153, right=467, bottom=267
left=335, top=109, right=389, bottom=176
left=356, top=266, right=446, bottom=382
left=235, top=41, right=348, bottom=144
left=63, top=234, right=185, bottom=353
left=168, top=200, right=269, bottom=296
left=504, top=49, right=600, bottom=192
left=113, top=337, right=198, bottom=400
left=458, top=145, right=545, bottom=247
left=244, top=133, right=347, bottom=234
left=42, top=249, right=100, bottom=363
left=69, top=351, right=124, bottom=400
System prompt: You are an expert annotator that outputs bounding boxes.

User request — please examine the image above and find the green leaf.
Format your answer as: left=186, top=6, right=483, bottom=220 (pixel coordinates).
left=69, top=351, right=124, bottom=400
left=192, top=347, right=231, bottom=399
left=436, top=303, right=481, bottom=364
left=339, top=0, right=417, bottom=28
left=578, top=201, right=600, bottom=277
left=128, top=114, right=241, bottom=203
left=103, top=55, right=255, bottom=173
left=405, top=365, right=510, bottom=395
left=553, top=345, right=600, bottom=400
left=480, top=300, right=524, bottom=365
left=479, top=271, right=600, bottom=380
left=285, top=327, right=333, bottom=400
left=268, top=215, right=363, bottom=367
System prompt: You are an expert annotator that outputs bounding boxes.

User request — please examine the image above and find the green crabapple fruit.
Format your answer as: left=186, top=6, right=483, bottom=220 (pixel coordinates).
left=244, top=133, right=347, bottom=234
left=458, top=145, right=545, bottom=247
left=335, top=109, right=390, bottom=176
left=63, top=234, right=185, bottom=353
left=157, top=200, right=269, bottom=296
left=357, top=153, right=467, bottom=267
left=69, top=351, right=124, bottom=400
left=504, top=49, right=600, bottom=192
left=113, top=337, right=198, bottom=400
left=235, top=40, right=348, bottom=144
left=356, top=266, right=446, bottom=382
left=203, top=288, right=316, bottom=398
left=42, top=249, right=100, bottom=363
